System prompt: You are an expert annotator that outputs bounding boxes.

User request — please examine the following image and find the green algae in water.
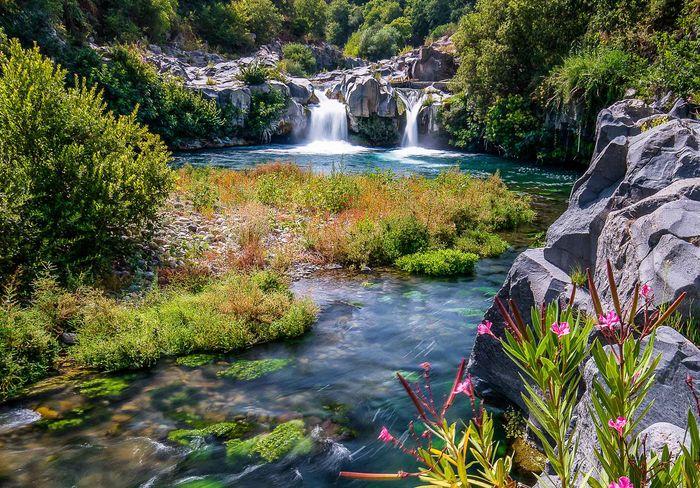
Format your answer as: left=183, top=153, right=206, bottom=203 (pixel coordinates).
left=45, top=418, right=84, bottom=431
left=79, top=376, right=132, bottom=398
left=178, top=479, right=225, bottom=488
left=395, top=370, right=421, bottom=382
left=217, top=359, right=290, bottom=381
left=226, top=420, right=311, bottom=463
left=402, top=290, right=425, bottom=300
left=167, top=421, right=252, bottom=446
left=175, top=354, right=218, bottom=368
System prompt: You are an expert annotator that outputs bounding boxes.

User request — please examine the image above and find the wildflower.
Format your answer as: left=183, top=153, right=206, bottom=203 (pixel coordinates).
left=598, top=311, right=621, bottom=331
left=551, top=321, right=570, bottom=338
left=454, top=375, right=474, bottom=397
left=378, top=426, right=394, bottom=443
left=477, top=320, right=496, bottom=337
left=419, top=362, right=431, bottom=371
left=609, top=476, right=633, bottom=488
left=640, top=283, right=653, bottom=302
left=608, top=416, right=627, bottom=437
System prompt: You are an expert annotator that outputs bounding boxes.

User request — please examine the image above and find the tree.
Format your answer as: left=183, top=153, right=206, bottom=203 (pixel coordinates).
left=234, top=0, right=284, bottom=44
left=0, top=40, right=173, bottom=283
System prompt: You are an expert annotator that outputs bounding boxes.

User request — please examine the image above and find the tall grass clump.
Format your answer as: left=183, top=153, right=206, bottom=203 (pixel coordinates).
left=175, top=164, right=533, bottom=275
left=71, top=270, right=317, bottom=371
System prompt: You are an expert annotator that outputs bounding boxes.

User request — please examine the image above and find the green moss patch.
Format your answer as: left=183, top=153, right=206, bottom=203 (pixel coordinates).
left=167, top=421, right=252, bottom=446
left=175, top=354, right=218, bottom=368
left=395, top=249, right=478, bottom=276
left=78, top=376, right=133, bottom=398
left=217, top=358, right=290, bottom=381
left=226, top=420, right=311, bottom=463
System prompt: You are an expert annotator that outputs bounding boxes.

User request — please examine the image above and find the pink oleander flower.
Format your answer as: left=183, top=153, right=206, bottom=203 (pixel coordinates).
left=609, top=476, right=633, bottom=488
left=477, top=320, right=495, bottom=337
left=454, top=375, right=475, bottom=397
left=598, top=311, right=621, bottom=331
left=608, top=416, right=627, bottom=437
left=641, top=283, right=653, bottom=301
left=378, top=426, right=394, bottom=443
left=419, top=362, right=431, bottom=371
left=551, top=321, right=570, bottom=338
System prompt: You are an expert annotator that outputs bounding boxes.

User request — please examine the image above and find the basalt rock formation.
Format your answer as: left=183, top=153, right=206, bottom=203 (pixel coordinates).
left=468, top=99, right=700, bottom=410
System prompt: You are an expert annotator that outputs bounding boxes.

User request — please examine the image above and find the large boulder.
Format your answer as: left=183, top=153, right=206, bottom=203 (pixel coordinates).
left=409, top=45, right=457, bottom=82
left=344, top=75, right=382, bottom=118
left=468, top=99, right=700, bottom=414
left=571, top=327, right=700, bottom=475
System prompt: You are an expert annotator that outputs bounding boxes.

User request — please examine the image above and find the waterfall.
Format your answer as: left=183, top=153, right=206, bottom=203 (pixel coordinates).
left=399, top=90, right=425, bottom=147
left=307, top=90, right=348, bottom=142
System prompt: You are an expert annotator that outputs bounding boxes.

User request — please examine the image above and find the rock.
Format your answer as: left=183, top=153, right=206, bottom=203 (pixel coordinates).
left=467, top=248, right=571, bottom=409
left=344, top=76, right=381, bottom=118
left=286, top=77, right=314, bottom=104
left=409, top=45, right=457, bottom=82
left=571, top=327, right=700, bottom=475
left=593, top=99, right=659, bottom=158
left=60, top=332, right=78, bottom=345
left=638, top=422, right=689, bottom=460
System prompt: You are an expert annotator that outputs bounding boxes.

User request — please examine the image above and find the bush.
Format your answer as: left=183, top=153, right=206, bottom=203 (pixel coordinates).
left=292, top=0, right=328, bottom=39
left=194, top=1, right=253, bottom=52
left=381, top=215, right=430, bottom=261
left=71, top=271, right=317, bottom=370
left=454, top=230, right=509, bottom=258
left=0, top=40, right=172, bottom=283
left=244, top=89, right=288, bottom=142
left=89, top=45, right=231, bottom=145
left=0, top=286, right=59, bottom=400
left=281, top=43, right=316, bottom=77
left=438, top=94, right=483, bottom=150
left=234, top=0, right=284, bottom=45
left=395, top=249, right=478, bottom=276
left=355, top=115, right=399, bottom=146
left=236, top=61, right=269, bottom=85
left=326, top=0, right=353, bottom=46
left=357, top=25, right=402, bottom=60
left=641, top=32, right=700, bottom=102
left=484, top=95, right=542, bottom=159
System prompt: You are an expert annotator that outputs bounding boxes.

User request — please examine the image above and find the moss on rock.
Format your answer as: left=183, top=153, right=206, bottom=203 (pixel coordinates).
left=225, top=419, right=311, bottom=463
left=78, top=376, right=133, bottom=398
left=175, top=354, right=218, bottom=368
left=167, top=421, right=252, bottom=446
left=217, top=358, right=290, bottom=381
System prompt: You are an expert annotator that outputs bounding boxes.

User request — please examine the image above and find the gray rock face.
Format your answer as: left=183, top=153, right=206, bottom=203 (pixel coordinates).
left=468, top=99, right=700, bottom=410
left=409, top=45, right=457, bottom=82
left=571, top=327, right=700, bottom=476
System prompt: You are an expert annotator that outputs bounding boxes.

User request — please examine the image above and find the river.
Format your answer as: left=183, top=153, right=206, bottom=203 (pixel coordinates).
left=0, top=145, right=578, bottom=487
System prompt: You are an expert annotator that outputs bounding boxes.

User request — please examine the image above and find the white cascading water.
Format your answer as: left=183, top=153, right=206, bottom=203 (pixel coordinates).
left=307, top=90, right=349, bottom=142
left=398, top=90, right=425, bottom=147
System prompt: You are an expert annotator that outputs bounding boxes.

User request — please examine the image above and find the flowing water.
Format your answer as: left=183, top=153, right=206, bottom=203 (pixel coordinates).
left=0, top=146, right=579, bottom=487
left=396, top=90, right=424, bottom=147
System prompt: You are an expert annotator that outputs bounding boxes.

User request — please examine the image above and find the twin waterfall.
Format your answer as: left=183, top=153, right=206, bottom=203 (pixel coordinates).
left=307, top=88, right=424, bottom=147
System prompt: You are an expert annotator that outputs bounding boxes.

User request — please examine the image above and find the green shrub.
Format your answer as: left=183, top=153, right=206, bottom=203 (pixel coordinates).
left=454, top=230, right=509, bottom=258
left=281, top=43, right=316, bottom=77
left=344, top=219, right=386, bottom=266
left=194, top=1, right=253, bottom=52
left=484, top=95, right=542, bottom=160
left=357, top=25, right=402, bottom=60
left=296, top=174, right=359, bottom=213
left=292, top=0, right=328, bottom=39
left=438, top=94, right=483, bottom=150
left=395, top=249, right=478, bottom=276
left=0, top=40, right=173, bottom=283
left=380, top=215, right=430, bottom=261
left=89, top=45, right=230, bottom=145
left=244, top=89, right=288, bottom=142
left=71, top=271, right=317, bottom=371
left=234, top=0, right=283, bottom=45
left=236, top=61, right=269, bottom=85
left=326, top=0, right=353, bottom=46
left=355, top=115, right=399, bottom=146
left=641, top=32, right=700, bottom=102
left=0, top=294, right=59, bottom=401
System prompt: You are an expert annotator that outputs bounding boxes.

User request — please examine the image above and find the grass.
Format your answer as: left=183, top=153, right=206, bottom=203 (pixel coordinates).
left=175, top=163, right=533, bottom=273
left=0, top=270, right=317, bottom=400
left=395, top=249, right=479, bottom=276
left=71, top=271, right=317, bottom=371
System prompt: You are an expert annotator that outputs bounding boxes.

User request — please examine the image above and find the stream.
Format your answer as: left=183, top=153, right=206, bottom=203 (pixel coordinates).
left=0, top=146, right=578, bottom=487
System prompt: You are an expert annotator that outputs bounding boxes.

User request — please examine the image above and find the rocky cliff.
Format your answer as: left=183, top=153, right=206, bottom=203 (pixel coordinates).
left=467, top=98, right=700, bottom=481
left=145, top=39, right=457, bottom=147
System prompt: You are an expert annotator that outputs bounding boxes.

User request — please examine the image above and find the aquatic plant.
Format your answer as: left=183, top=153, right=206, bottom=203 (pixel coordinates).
left=340, top=261, right=700, bottom=486
left=395, top=249, right=478, bottom=276
left=167, top=421, right=252, bottom=446
left=78, top=376, right=133, bottom=398
left=175, top=354, right=219, bottom=368
left=226, top=419, right=311, bottom=463
left=216, top=358, right=290, bottom=381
